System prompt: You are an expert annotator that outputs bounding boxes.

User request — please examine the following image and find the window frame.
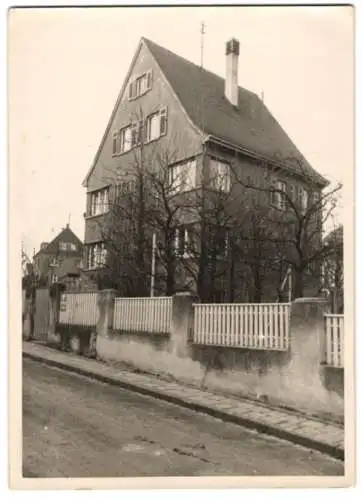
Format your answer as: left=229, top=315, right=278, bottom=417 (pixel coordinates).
left=168, top=158, right=197, bottom=195
left=128, top=70, right=153, bottom=101
left=172, top=226, right=195, bottom=259
left=86, top=242, right=107, bottom=270
left=145, top=107, right=168, bottom=144
left=209, top=158, right=231, bottom=193
left=298, top=186, right=309, bottom=214
left=88, top=187, right=110, bottom=217
left=270, top=180, right=287, bottom=211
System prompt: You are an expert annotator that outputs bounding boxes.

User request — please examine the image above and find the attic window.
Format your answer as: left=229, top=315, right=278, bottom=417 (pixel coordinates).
left=59, top=242, right=77, bottom=252
left=128, top=70, right=152, bottom=100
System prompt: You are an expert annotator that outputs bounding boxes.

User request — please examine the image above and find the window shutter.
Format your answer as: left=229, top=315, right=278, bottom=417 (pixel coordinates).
left=112, top=132, right=118, bottom=156
left=146, top=70, right=152, bottom=90
left=270, top=180, right=277, bottom=206
left=144, top=118, right=149, bottom=143
left=160, top=107, right=168, bottom=136
left=128, top=81, right=134, bottom=100
left=290, top=184, right=295, bottom=202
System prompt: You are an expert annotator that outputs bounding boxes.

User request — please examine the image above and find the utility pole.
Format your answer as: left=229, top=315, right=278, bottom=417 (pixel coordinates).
left=150, top=232, right=157, bottom=297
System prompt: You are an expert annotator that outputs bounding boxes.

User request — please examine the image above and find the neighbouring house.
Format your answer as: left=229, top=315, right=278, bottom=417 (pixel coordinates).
left=33, top=224, right=84, bottom=286
left=81, top=37, right=328, bottom=301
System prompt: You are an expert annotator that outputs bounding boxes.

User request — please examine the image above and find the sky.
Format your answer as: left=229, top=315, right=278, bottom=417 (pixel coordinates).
left=9, top=5, right=354, bottom=257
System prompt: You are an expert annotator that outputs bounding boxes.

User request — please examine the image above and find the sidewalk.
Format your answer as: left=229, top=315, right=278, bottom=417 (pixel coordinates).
left=22, top=341, right=344, bottom=461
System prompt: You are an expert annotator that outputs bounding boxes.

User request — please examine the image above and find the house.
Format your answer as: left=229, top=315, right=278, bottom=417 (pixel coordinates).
left=81, top=37, right=328, bottom=301
left=33, top=224, right=83, bottom=286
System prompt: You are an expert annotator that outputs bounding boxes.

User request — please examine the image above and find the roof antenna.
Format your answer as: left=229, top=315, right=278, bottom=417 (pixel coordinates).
left=67, top=213, right=71, bottom=228
left=200, top=21, right=205, bottom=68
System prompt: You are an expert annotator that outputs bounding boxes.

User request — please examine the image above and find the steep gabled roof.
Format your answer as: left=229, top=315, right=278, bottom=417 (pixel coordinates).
left=34, top=225, right=83, bottom=258
left=144, top=38, right=327, bottom=187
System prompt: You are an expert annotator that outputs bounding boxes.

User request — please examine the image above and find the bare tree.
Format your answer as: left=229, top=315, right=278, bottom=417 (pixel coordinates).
left=92, top=107, right=196, bottom=297
left=230, top=155, right=342, bottom=299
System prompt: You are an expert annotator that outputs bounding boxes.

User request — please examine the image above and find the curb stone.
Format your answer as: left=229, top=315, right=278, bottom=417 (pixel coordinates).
left=23, top=348, right=344, bottom=462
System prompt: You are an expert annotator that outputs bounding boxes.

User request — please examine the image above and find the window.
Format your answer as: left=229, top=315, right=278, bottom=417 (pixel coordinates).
left=168, top=159, right=197, bottom=194
left=312, top=190, right=320, bottom=206
left=209, top=158, right=231, bottom=192
left=128, top=70, right=152, bottom=100
left=112, top=107, right=167, bottom=155
left=145, top=108, right=168, bottom=143
left=89, top=188, right=109, bottom=216
left=271, top=180, right=287, bottom=210
left=115, top=180, right=136, bottom=199
left=113, top=123, right=140, bottom=156
left=173, top=226, right=194, bottom=258
left=87, top=242, right=107, bottom=269
left=119, top=126, right=132, bottom=153
left=298, top=187, right=308, bottom=214
left=58, top=242, right=77, bottom=252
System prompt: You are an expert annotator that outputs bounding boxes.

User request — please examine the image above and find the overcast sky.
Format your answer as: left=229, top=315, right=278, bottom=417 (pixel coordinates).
left=9, top=5, right=353, bottom=256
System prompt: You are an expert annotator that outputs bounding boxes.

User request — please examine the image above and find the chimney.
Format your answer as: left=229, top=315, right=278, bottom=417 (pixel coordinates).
left=225, top=38, right=240, bottom=107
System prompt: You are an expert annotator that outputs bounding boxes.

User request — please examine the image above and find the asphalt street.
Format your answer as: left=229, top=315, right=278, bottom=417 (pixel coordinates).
left=23, top=357, right=344, bottom=477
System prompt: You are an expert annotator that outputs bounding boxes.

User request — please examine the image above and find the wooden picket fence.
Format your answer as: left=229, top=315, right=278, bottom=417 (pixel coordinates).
left=113, top=297, right=173, bottom=334
left=58, top=292, right=99, bottom=327
left=324, top=314, right=344, bottom=368
left=192, top=303, right=290, bottom=351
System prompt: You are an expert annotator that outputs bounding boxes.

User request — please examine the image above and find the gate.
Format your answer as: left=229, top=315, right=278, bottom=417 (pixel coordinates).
left=33, top=288, right=50, bottom=340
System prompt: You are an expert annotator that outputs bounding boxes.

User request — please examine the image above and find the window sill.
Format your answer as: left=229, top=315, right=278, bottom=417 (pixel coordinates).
left=128, top=87, right=151, bottom=102
left=112, top=148, right=134, bottom=157
left=205, top=186, right=231, bottom=195
left=270, top=204, right=287, bottom=212
left=83, top=265, right=106, bottom=271
left=85, top=212, right=109, bottom=221
left=112, top=132, right=167, bottom=157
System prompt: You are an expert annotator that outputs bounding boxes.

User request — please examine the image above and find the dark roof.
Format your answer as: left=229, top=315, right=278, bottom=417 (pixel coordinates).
left=34, top=225, right=83, bottom=258
left=144, top=38, right=327, bottom=187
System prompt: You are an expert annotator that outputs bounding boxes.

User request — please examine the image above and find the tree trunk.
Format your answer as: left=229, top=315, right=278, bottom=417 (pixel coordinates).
left=294, top=268, right=304, bottom=298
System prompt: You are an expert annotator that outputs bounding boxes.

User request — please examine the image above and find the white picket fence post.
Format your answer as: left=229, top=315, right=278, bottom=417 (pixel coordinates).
left=324, top=314, right=344, bottom=367
left=192, top=303, right=290, bottom=351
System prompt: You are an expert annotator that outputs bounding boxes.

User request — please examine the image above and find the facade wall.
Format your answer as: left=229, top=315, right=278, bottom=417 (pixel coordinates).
left=84, top=41, right=204, bottom=245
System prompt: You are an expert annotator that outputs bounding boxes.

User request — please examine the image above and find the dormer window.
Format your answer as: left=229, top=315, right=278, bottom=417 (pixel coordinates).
left=128, top=70, right=152, bottom=100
